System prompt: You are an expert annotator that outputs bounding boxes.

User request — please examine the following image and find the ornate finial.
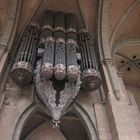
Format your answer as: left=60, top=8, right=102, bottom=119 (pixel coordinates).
left=52, top=120, right=60, bottom=129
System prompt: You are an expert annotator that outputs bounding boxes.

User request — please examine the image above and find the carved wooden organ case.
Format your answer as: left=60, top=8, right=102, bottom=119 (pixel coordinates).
left=10, top=10, right=102, bottom=127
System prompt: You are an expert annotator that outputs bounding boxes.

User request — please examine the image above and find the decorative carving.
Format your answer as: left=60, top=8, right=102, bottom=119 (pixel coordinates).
left=66, top=28, right=77, bottom=34
left=41, top=62, right=53, bottom=81
left=54, top=26, right=65, bottom=33
left=81, top=69, right=101, bottom=90
left=35, top=11, right=81, bottom=128
left=11, top=61, right=32, bottom=85
left=67, top=65, right=80, bottom=82
left=11, top=11, right=103, bottom=127
left=35, top=61, right=81, bottom=127
left=42, top=25, right=53, bottom=30
left=40, top=34, right=54, bottom=44
left=54, top=64, right=66, bottom=81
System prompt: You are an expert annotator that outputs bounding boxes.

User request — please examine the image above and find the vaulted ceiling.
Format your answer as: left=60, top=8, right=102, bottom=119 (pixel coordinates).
left=17, top=0, right=97, bottom=35
left=108, top=0, right=140, bottom=87
left=0, top=0, right=140, bottom=87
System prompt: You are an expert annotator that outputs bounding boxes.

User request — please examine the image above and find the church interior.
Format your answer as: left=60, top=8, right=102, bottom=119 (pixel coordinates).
left=0, top=0, right=140, bottom=140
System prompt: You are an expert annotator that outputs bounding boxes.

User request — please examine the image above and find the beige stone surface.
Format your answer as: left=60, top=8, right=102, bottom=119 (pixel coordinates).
left=26, top=123, right=65, bottom=140
left=0, top=0, right=140, bottom=140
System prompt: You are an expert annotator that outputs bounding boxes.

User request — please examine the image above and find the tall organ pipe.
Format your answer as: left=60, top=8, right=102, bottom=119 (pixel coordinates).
left=65, top=13, right=80, bottom=82
left=53, top=12, right=66, bottom=81
left=78, top=30, right=101, bottom=90
left=40, top=10, right=54, bottom=43
left=40, top=10, right=55, bottom=80
left=10, top=24, right=40, bottom=86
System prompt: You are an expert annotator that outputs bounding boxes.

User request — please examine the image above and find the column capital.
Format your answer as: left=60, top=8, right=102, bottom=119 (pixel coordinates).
left=102, top=58, right=115, bottom=65
left=117, top=71, right=124, bottom=77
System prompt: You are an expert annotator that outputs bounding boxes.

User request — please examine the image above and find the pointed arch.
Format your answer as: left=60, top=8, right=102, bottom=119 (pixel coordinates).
left=12, top=103, right=98, bottom=140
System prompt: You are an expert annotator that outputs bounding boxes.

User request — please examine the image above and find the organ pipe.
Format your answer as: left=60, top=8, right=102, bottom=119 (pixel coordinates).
left=11, top=24, right=40, bottom=86
left=40, top=10, right=55, bottom=80
left=66, top=13, right=80, bottom=82
left=78, top=30, right=101, bottom=90
left=53, top=11, right=66, bottom=81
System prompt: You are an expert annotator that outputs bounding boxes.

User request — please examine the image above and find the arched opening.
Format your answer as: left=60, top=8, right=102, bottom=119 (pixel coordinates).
left=21, top=110, right=89, bottom=140
left=13, top=104, right=98, bottom=140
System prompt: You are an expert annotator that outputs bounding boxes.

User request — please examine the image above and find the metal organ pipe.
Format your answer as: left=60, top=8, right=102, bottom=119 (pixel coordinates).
left=34, top=11, right=80, bottom=127
left=40, top=10, right=54, bottom=43
left=40, top=10, right=55, bottom=81
left=65, top=13, right=78, bottom=41
left=10, top=24, right=40, bottom=86
left=66, top=13, right=80, bottom=82
left=53, top=11, right=66, bottom=81
left=33, top=11, right=102, bottom=128
left=78, top=30, right=101, bottom=90
left=53, top=11, right=65, bottom=39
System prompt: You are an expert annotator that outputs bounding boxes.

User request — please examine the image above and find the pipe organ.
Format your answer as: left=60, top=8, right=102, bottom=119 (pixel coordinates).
left=53, top=12, right=66, bottom=81
left=66, top=13, right=80, bottom=82
left=39, top=11, right=80, bottom=82
left=40, top=10, right=55, bottom=81
left=78, top=30, right=101, bottom=90
left=10, top=24, right=40, bottom=86
left=10, top=10, right=102, bottom=126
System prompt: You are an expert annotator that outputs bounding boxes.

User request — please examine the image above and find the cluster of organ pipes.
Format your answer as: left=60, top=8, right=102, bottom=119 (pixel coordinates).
left=10, top=10, right=102, bottom=126
left=10, top=24, right=40, bottom=85
left=78, top=30, right=101, bottom=90
left=10, top=10, right=101, bottom=90
left=40, top=10, right=80, bottom=82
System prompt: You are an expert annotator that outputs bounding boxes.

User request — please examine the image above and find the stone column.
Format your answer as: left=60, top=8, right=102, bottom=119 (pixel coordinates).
left=104, top=58, right=120, bottom=100
left=97, top=0, right=140, bottom=139
left=103, top=58, right=140, bottom=140
left=0, top=0, right=21, bottom=80
left=94, top=103, right=112, bottom=140
left=117, top=71, right=132, bottom=105
left=0, top=0, right=21, bottom=114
